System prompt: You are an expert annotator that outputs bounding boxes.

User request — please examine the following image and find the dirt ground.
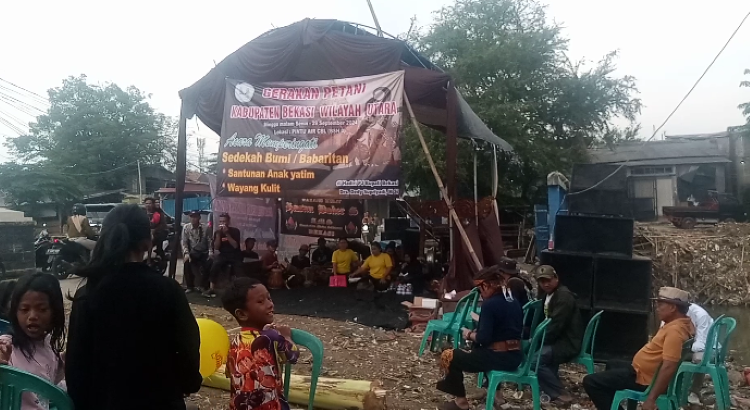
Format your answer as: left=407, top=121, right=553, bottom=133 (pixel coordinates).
left=186, top=304, right=750, bottom=410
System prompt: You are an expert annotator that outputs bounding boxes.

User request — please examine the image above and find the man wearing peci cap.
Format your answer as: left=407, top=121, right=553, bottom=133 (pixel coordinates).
left=533, top=265, right=584, bottom=403
left=583, top=287, right=695, bottom=410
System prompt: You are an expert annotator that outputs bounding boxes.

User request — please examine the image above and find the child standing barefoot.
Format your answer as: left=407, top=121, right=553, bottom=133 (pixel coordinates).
left=222, top=278, right=299, bottom=410
left=0, top=273, right=66, bottom=410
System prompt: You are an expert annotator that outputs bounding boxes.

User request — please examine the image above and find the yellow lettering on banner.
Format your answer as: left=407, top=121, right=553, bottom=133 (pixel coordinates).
left=268, top=170, right=290, bottom=179
left=226, top=183, right=259, bottom=195
left=265, top=153, right=291, bottom=163
left=290, top=170, right=315, bottom=180
left=298, top=154, right=348, bottom=165
left=222, top=152, right=264, bottom=163
left=261, top=183, right=281, bottom=193
left=228, top=169, right=266, bottom=178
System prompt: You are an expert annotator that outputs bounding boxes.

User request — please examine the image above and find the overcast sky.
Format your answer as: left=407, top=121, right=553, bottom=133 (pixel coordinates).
left=1, top=0, right=749, bottom=162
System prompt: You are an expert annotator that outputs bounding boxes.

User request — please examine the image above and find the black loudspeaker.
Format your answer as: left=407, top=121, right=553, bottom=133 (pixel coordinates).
left=569, top=164, right=631, bottom=217
left=593, top=310, right=650, bottom=362
left=399, top=228, right=421, bottom=257
left=540, top=250, right=594, bottom=306
left=380, top=231, right=401, bottom=241
left=554, top=214, right=634, bottom=256
left=384, top=218, right=410, bottom=233
left=593, top=254, right=652, bottom=313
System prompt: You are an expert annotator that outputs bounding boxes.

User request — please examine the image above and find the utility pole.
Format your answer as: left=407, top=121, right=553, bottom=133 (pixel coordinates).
left=197, top=137, right=206, bottom=173
left=137, top=160, right=143, bottom=202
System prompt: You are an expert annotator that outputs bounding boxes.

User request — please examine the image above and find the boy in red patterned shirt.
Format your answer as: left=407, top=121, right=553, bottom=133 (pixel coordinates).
left=222, top=278, right=299, bottom=410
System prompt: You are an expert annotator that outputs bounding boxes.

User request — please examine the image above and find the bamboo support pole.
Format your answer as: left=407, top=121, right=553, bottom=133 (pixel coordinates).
left=403, top=95, right=483, bottom=271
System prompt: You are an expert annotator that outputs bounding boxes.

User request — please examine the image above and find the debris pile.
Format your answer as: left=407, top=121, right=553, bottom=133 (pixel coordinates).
left=634, top=223, right=750, bottom=305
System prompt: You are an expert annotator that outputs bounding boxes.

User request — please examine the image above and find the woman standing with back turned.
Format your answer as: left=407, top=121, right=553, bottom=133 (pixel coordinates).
left=66, top=204, right=202, bottom=410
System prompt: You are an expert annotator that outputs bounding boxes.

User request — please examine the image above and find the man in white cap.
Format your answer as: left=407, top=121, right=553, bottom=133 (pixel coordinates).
left=583, top=287, right=695, bottom=410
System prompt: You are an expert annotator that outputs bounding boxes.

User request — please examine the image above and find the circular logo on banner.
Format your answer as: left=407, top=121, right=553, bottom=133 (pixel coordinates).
left=234, top=82, right=255, bottom=103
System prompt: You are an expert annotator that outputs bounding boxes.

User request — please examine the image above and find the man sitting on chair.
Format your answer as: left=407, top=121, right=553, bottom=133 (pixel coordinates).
left=533, top=265, right=584, bottom=403
left=583, top=287, right=695, bottom=410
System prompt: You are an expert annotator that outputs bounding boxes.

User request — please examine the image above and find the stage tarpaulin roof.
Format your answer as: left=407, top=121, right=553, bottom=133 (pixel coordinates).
left=178, top=18, right=512, bottom=151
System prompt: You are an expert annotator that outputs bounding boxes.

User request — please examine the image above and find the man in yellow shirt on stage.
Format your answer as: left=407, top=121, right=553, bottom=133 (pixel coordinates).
left=352, top=242, right=393, bottom=292
left=332, top=238, right=359, bottom=276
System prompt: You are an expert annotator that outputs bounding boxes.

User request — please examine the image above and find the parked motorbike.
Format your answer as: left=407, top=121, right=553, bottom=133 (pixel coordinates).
left=48, top=237, right=96, bottom=280
left=34, top=226, right=54, bottom=272
left=147, top=225, right=174, bottom=276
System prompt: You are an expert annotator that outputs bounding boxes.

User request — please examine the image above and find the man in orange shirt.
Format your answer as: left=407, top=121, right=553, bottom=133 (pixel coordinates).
left=582, top=287, right=694, bottom=410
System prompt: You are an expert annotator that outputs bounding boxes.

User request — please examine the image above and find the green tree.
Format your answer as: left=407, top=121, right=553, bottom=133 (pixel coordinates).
left=0, top=162, right=81, bottom=208
left=5, top=75, right=176, bottom=192
left=402, top=0, right=641, bottom=204
left=739, top=68, right=750, bottom=129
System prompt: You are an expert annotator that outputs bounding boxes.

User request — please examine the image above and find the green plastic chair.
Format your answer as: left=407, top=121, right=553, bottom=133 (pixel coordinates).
left=0, top=366, right=73, bottom=410
left=521, top=299, right=544, bottom=354
left=572, top=310, right=604, bottom=374
left=609, top=338, right=694, bottom=410
left=675, top=315, right=736, bottom=410
left=480, top=318, right=551, bottom=410
left=440, top=288, right=481, bottom=330
left=283, top=329, right=324, bottom=410
left=418, top=289, right=480, bottom=356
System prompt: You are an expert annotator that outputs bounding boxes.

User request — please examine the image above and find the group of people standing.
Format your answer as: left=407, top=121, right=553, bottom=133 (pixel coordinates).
left=436, top=259, right=717, bottom=410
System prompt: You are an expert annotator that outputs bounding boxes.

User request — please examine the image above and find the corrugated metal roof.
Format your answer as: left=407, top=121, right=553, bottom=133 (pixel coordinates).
left=588, top=138, right=730, bottom=165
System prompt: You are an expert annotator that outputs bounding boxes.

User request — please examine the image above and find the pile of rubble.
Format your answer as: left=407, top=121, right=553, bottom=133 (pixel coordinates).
left=634, top=223, right=750, bottom=305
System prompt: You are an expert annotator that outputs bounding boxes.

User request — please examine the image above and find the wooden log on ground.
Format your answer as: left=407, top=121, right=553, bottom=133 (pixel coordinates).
left=203, top=369, right=386, bottom=410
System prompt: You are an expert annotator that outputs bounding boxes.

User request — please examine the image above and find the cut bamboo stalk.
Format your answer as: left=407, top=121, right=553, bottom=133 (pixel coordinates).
left=403, top=95, right=483, bottom=270
left=202, top=370, right=386, bottom=410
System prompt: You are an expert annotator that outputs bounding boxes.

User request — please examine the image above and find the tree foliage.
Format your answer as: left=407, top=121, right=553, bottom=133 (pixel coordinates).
left=401, top=0, right=642, bottom=203
left=739, top=68, right=750, bottom=130
left=0, top=163, right=81, bottom=208
left=4, top=75, right=176, bottom=193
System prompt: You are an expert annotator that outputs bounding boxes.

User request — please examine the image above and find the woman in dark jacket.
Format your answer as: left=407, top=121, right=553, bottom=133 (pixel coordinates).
left=66, top=204, right=202, bottom=410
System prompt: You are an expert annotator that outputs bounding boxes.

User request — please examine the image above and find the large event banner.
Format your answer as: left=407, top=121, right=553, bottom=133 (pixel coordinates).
left=281, top=198, right=364, bottom=239
left=217, top=71, right=405, bottom=199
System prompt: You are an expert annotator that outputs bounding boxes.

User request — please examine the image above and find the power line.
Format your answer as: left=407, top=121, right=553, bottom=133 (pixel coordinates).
left=569, top=9, right=750, bottom=197
left=0, top=90, right=47, bottom=115
left=0, top=78, right=49, bottom=105
left=55, top=161, right=139, bottom=176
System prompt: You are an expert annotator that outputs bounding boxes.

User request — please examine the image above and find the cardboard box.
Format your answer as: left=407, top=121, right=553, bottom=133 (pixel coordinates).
left=402, top=297, right=441, bottom=330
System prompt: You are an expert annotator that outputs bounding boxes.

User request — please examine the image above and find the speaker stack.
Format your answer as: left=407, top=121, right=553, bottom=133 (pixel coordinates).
left=540, top=214, right=651, bottom=362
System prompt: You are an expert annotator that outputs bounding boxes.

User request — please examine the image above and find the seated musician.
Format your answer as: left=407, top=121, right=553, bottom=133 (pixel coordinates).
left=311, top=237, right=333, bottom=266
left=436, top=267, right=523, bottom=410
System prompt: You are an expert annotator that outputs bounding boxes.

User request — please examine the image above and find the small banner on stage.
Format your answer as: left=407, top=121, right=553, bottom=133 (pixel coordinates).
left=217, top=71, right=405, bottom=198
left=281, top=198, right=364, bottom=238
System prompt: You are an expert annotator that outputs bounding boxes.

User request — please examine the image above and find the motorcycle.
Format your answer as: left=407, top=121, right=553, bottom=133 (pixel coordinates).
left=48, top=237, right=96, bottom=280
left=34, top=226, right=54, bottom=272
left=147, top=225, right=174, bottom=276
